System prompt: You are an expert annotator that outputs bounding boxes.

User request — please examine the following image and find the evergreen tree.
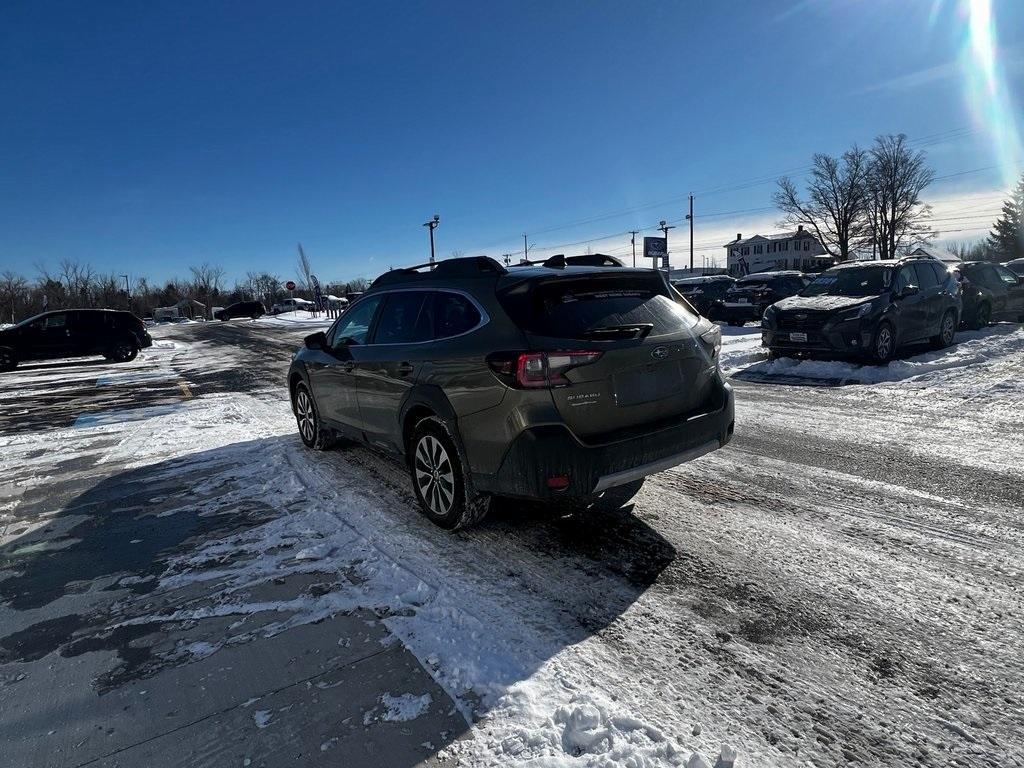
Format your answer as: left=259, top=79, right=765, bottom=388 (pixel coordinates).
left=986, top=174, right=1024, bottom=261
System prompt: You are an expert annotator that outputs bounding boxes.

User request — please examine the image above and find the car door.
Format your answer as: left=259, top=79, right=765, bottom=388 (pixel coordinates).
left=306, top=295, right=383, bottom=432
left=992, top=264, right=1024, bottom=320
left=892, top=265, right=927, bottom=342
left=68, top=311, right=107, bottom=356
left=353, top=290, right=435, bottom=452
left=27, top=312, right=76, bottom=360
left=912, top=262, right=942, bottom=335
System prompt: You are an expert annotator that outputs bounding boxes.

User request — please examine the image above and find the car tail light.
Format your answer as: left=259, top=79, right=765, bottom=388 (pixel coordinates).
left=546, top=475, right=571, bottom=490
left=487, top=350, right=602, bottom=388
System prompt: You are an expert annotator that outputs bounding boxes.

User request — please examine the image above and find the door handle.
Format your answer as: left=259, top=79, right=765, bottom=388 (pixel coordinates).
left=397, top=362, right=414, bottom=375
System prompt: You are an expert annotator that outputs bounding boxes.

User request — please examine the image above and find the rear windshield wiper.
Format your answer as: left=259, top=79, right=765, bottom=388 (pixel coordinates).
left=581, top=323, right=654, bottom=339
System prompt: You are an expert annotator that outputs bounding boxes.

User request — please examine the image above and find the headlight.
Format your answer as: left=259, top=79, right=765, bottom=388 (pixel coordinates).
left=839, top=303, right=873, bottom=321
left=699, top=325, right=722, bottom=360
left=762, top=305, right=778, bottom=324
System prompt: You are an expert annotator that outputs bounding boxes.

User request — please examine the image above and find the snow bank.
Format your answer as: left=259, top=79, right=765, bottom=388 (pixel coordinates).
left=720, top=321, right=1024, bottom=386
left=255, top=311, right=333, bottom=328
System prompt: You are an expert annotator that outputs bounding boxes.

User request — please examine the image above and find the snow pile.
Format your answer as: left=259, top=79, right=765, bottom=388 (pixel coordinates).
left=255, top=311, right=333, bottom=328
left=364, top=693, right=433, bottom=725
left=719, top=321, right=1024, bottom=387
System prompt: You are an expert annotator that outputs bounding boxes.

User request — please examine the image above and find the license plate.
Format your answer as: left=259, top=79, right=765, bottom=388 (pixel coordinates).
left=789, top=332, right=808, bottom=342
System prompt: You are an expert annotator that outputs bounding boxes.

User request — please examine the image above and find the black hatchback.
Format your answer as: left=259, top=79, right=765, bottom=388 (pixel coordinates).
left=0, top=309, right=153, bottom=372
left=762, top=258, right=962, bottom=363
left=672, top=276, right=736, bottom=316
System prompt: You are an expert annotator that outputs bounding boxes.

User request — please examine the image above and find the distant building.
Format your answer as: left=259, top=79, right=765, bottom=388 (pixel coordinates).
left=908, top=245, right=962, bottom=263
left=723, top=225, right=832, bottom=276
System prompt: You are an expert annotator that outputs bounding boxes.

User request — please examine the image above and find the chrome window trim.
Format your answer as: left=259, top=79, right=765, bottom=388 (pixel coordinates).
left=364, top=287, right=490, bottom=346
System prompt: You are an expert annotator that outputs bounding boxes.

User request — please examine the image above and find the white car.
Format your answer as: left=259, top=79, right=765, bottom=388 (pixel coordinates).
left=271, top=298, right=314, bottom=314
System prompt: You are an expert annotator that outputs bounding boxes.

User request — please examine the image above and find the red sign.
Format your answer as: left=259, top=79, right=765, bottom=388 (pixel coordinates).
left=285, top=281, right=296, bottom=291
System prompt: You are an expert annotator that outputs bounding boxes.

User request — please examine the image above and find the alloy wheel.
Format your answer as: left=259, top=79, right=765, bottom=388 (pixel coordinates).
left=876, top=327, right=893, bottom=360
left=113, top=343, right=133, bottom=361
left=414, top=435, right=455, bottom=516
left=296, top=389, right=316, bottom=444
left=941, top=313, right=956, bottom=345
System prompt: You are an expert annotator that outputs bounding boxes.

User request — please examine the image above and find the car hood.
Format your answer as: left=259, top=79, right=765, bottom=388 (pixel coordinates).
left=773, top=295, right=876, bottom=312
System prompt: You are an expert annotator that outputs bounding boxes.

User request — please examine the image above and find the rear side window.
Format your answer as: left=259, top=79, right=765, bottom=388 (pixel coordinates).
left=374, top=291, right=434, bottom=344
left=434, top=292, right=481, bottom=338
left=499, top=273, right=698, bottom=340
left=913, top=263, right=938, bottom=289
left=994, top=265, right=1020, bottom=285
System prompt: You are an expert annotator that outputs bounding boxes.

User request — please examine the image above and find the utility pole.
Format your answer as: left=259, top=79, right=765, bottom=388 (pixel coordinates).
left=122, top=274, right=130, bottom=311
left=423, top=214, right=440, bottom=264
left=523, top=233, right=528, bottom=263
left=629, top=230, right=639, bottom=268
left=659, top=220, right=675, bottom=274
left=688, top=194, right=694, bottom=272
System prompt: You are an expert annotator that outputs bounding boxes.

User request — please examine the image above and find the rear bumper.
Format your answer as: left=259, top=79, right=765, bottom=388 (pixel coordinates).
left=138, top=331, right=154, bottom=349
left=474, top=382, right=735, bottom=500
left=715, top=303, right=763, bottom=323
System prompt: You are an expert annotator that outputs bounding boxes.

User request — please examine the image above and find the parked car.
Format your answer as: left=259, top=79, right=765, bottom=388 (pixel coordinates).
left=272, top=297, right=314, bottom=314
left=715, top=271, right=807, bottom=326
left=287, top=256, right=734, bottom=529
left=215, top=300, right=267, bottom=321
left=762, top=257, right=962, bottom=363
left=955, top=261, right=1024, bottom=328
left=1003, top=258, right=1024, bottom=277
left=672, top=276, right=736, bottom=316
left=0, top=309, right=153, bottom=372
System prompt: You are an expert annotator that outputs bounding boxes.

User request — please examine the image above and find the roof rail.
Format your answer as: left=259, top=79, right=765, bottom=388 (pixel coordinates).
left=515, top=253, right=624, bottom=269
left=371, top=255, right=507, bottom=287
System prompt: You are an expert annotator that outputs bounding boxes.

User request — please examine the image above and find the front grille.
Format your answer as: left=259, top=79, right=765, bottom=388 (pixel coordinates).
left=777, top=310, right=830, bottom=331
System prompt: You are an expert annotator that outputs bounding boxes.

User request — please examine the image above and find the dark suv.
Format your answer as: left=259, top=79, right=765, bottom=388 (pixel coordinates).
left=215, top=300, right=266, bottom=321
left=762, top=258, right=962, bottom=363
left=956, top=261, right=1024, bottom=328
left=287, top=256, right=734, bottom=529
left=0, top=309, right=153, bottom=372
left=672, top=276, right=736, bottom=316
left=715, top=271, right=807, bottom=326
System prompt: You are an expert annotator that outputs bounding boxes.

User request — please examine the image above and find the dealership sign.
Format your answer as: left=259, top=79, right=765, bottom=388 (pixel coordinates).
left=643, top=236, right=668, bottom=268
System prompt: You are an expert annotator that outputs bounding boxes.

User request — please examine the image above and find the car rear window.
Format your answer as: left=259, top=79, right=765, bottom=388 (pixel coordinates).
left=498, top=273, right=698, bottom=339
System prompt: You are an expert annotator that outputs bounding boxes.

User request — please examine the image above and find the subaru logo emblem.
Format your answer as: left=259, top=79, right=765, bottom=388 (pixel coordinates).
left=651, top=346, right=669, bottom=360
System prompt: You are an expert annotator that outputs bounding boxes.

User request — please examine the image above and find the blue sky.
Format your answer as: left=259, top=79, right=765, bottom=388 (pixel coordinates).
left=2, top=0, right=1022, bottom=283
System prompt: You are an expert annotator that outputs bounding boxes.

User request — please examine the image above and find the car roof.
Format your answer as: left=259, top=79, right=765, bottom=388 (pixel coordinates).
left=737, top=270, right=803, bottom=280
left=673, top=275, right=734, bottom=284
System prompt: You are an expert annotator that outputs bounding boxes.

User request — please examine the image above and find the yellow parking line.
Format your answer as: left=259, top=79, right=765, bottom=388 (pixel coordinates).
left=179, top=382, right=193, bottom=399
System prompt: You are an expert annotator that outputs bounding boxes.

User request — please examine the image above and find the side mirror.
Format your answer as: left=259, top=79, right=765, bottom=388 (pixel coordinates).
left=899, top=284, right=919, bottom=298
left=304, top=331, right=328, bottom=350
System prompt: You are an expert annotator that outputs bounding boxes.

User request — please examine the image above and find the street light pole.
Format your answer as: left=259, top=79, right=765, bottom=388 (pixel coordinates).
left=659, top=220, right=675, bottom=274
left=688, top=194, right=694, bottom=272
left=122, top=274, right=130, bottom=311
left=423, top=214, right=440, bottom=264
left=629, top=230, right=639, bottom=268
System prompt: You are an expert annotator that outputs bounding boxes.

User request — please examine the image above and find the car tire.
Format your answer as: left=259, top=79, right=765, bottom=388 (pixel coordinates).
left=109, top=339, right=138, bottom=363
left=971, top=302, right=991, bottom=330
left=870, top=321, right=895, bottom=364
left=409, top=416, right=490, bottom=530
left=293, top=382, right=335, bottom=451
left=931, top=310, right=957, bottom=349
left=0, top=347, right=17, bottom=372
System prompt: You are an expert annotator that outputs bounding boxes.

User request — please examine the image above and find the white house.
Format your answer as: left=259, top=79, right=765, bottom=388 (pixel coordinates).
left=723, top=226, right=832, bottom=276
left=908, top=245, right=962, bottom=263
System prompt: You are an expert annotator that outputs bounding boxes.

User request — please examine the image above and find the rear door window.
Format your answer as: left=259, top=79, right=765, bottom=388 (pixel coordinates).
left=373, top=291, right=434, bottom=344
left=913, top=263, right=938, bottom=289
left=434, top=292, right=481, bottom=339
left=499, top=273, right=697, bottom=340
left=994, top=265, right=1020, bottom=286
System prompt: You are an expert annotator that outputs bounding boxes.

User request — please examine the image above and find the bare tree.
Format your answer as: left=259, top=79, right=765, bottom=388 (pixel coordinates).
left=0, top=271, right=28, bottom=324
left=864, top=134, right=936, bottom=260
left=345, top=277, right=370, bottom=293
left=774, top=146, right=870, bottom=262
left=246, top=271, right=283, bottom=309
left=188, top=262, right=226, bottom=317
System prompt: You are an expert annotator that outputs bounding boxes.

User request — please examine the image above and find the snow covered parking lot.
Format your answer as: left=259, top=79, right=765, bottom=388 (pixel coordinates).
left=1, top=320, right=1022, bottom=767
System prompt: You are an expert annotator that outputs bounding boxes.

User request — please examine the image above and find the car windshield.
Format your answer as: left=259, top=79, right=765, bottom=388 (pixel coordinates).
left=801, top=267, right=892, bottom=297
